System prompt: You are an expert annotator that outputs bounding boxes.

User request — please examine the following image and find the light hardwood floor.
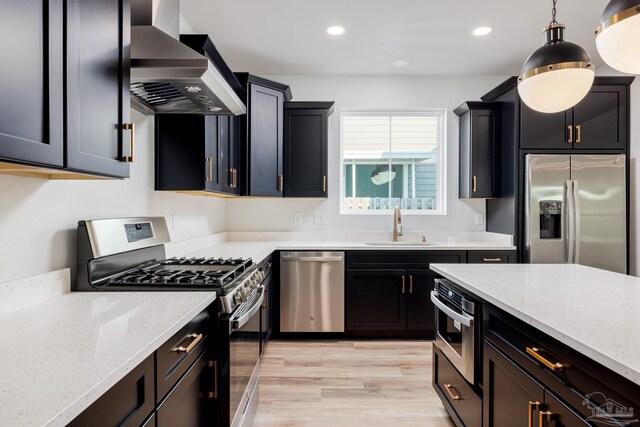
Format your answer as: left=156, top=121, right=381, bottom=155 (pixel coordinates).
left=254, top=340, right=455, bottom=427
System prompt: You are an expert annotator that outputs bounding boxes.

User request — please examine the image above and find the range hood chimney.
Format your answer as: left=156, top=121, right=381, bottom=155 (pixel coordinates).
left=130, top=0, right=246, bottom=115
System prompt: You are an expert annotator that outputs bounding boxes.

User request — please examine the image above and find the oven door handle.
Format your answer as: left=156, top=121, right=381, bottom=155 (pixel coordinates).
left=230, top=286, right=265, bottom=333
left=430, top=291, right=473, bottom=327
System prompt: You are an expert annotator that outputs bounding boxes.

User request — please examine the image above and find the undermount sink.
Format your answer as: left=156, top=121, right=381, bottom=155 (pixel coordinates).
left=364, top=241, right=437, bottom=247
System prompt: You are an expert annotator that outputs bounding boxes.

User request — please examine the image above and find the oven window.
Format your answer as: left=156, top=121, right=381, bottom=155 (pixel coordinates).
left=437, top=299, right=464, bottom=358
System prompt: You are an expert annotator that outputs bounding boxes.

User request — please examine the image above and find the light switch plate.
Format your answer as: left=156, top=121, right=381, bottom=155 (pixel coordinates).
left=314, top=212, right=327, bottom=225
left=293, top=212, right=303, bottom=225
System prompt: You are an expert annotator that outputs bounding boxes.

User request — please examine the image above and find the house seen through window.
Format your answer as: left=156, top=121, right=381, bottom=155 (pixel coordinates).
left=340, top=111, right=446, bottom=214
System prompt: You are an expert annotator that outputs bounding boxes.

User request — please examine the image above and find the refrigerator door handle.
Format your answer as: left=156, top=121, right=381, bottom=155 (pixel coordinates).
left=565, top=180, right=575, bottom=264
left=573, top=180, right=581, bottom=265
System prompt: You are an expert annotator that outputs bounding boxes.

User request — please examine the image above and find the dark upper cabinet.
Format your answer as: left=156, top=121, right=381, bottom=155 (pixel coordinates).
left=283, top=102, right=334, bottom=198
left=0, top=0, right=131, bottom=178
left=0, top=0, right=64, bottom=168
left=235, top=74, right=292, bottom=197
left=455, top=102, right=500, bottom=199
left=65, top=0, right=131, bottom=178
left=156, top=114, right=243, bottom=196
left=520, top=83, right=629, bottom=151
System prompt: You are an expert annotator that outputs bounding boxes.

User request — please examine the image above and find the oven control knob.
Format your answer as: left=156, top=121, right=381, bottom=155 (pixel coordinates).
left=242, top=286, right=251, bottom=299
left=234, top=293, right=243, bottom=304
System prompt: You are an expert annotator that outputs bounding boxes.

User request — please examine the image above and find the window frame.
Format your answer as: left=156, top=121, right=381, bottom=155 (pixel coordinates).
left=339, top=109, right=447, bottom=216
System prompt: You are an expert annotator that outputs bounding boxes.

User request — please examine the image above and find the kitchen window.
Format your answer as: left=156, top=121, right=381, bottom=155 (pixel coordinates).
left=340, top=110, right=446, bottom=214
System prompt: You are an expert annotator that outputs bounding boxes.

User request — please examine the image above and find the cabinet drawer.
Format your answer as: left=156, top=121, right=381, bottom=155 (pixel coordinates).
left=433, top=345, right=481, bottom=427
left=467, top=251, right=516, bottom=264
left=156, top=309, right=209, bottom=402
left=484, top=306, right=640, bottom=423
left=347, top=250, right=466, bottom=269
left=69, top=354, right=155, bottom=427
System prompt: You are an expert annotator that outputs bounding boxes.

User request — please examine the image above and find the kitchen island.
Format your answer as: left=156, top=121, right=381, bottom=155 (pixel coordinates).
left=429, top=263, right=640, bottom=427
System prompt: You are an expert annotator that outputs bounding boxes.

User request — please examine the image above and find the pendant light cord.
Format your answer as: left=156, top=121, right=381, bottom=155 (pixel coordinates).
left=550, top=0, right=558, bottom=25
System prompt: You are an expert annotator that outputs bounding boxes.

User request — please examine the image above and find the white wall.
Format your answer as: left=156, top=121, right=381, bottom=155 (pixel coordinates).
left=0, top=110, right=227, bottom=283
left=226, top=74, right=509, bottom=233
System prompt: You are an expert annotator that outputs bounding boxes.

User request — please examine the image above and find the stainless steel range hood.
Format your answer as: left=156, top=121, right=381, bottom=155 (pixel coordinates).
left=130, top=0, right=246, bottom=115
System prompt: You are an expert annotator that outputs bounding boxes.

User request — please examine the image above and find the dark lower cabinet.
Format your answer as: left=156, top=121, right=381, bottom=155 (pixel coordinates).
left=283, top=102, right=334, bottom=198
left=467, top=250, right=517, bottom=264
left=346, top=269, right=407, bottom=332
left=69, top=354, right=155, bottom=427
left=406, top=269, right=436, bottom=332
left=261, top=272, right=273, bottom=354
left=156, top=353, right=212, bottom=427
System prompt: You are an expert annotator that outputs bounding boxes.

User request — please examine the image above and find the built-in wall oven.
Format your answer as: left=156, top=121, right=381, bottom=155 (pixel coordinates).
left=431, top=278, right=482, bottom=386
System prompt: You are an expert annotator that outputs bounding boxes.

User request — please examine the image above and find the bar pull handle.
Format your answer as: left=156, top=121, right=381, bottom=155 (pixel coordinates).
left=568, top=125, right=573, bottom=143
left=174, top=333, right=203, bottom=354
left=401, top=275, right=406, bottom=294
left=472, top=176, right=477, bottom=193
left=539, top=410, right=556, bottom=427
left=323, top=175, right=327, bottom=192
left=526, top=347, right=565, bottom=371
left=482, top=257, right=502, bottom=262
left=576, top=125, right=581, bottom=144
left=528, top=401, right=542, bottom=427
left=233, top=168, right=238, bottom=188
left=278, top=175, right=284, bottom=192
left=205, top=157, right=213, bottom=182
left=208, top=360, right=218, bottom=399
left=122, top=122, right=135, bottom=163
left=409, top=275, right=413, bottom=293
left=443, top=384, right=460, bottom=401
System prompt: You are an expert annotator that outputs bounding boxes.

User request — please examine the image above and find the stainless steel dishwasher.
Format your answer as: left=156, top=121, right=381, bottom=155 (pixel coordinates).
left=280, top=251, right=345, bottom=332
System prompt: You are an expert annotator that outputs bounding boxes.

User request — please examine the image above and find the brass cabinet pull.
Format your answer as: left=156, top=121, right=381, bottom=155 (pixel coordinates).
left=122, top=122, right=135, bottom=163
left=482, top=257, right=502, bottom=262
left=409, top=275, right=413, bottom=293
left=443, top=384, right=460, bottom=401
left=472, top=176, right=477, bottom=193
left=229, top=168, right=236, bottom=188
left=526, top=347, right=564, bottom=371
left=568, top=125, right=573, bottom=143
left=208, top=360, right=218, bottom=399
left=401, top=275, right=406, bottom=294
left=576, top=124, right=581, bottom=144
left=205, top=158, right=213, bottom=182
left=232, top=168, right=238, bottom=188
left=278, top=175, right=284, bottom=192
left=539, top=410, right=556, bottom=427
left=528, top=401, right=542, bottom=427
left=323, top=175, right=327, bottom=192
left=174, top=333, right=203, bottom=354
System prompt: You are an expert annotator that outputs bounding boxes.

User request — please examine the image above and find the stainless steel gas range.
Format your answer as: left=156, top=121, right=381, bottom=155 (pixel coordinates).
left=74, top=216, right=268, bottom=427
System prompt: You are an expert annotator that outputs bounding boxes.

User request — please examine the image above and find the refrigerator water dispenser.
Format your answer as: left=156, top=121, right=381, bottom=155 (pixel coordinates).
left=539, top=201, right=561, bottom=239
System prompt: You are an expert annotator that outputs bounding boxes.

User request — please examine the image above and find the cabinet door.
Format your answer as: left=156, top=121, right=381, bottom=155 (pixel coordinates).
left=0, top=0, right=64, bottom=167
left=65, top=0, right=131, bottom=178
left=346, top=269, right=406, bottom=332
left=484, top=341, right=545, bottom=427
left=520, top=102, right=570, bottom=150
left=470, top=110, right=498, bottom=198
left=248, top=84, right=284, bottom=196
left=204, top=116, right=221, bottom=192
left=543, top=392, right=590, bottom=427
left=571, top=87, right=626, bottom=150
left=219, top=115, right=240, bottom=194
left=228, top=116, right=241, bottom=194
left=406, top=269, right=436, bottom=334
left=157, top=354, right=212, bottom=427
left=260, top=272, right=273, bottom=354
left=284, top=109, right=328, bottom=197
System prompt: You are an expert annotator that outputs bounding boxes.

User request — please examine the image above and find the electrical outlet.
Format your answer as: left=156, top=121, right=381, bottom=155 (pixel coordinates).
left=475, top=213, right=485, bottom=225
left=314, top=212, right=327, bottom=225
left=293, top=212, right=303, bottom=225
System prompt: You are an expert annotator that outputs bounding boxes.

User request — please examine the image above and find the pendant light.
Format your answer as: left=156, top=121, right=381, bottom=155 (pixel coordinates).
left=518, top=0, right=594, bottom=113
left=596, top=0, right=640, bottom=74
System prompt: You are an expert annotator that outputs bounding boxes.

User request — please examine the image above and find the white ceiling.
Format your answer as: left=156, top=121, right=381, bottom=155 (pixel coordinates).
left=180, top=0, right=609, bottom=76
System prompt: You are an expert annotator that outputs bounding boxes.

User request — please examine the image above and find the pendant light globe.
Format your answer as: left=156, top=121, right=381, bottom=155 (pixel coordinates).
left=596, top=0, right=640, bottom=74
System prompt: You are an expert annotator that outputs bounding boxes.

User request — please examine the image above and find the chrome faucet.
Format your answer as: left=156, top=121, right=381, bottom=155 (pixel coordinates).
left=393, top=206, right=403, bottom=242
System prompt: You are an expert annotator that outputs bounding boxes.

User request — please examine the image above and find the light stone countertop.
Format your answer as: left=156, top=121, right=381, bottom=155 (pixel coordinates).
left=0, top=291, right=216, bottom=427
left=430, top=263, right=640, bottom=386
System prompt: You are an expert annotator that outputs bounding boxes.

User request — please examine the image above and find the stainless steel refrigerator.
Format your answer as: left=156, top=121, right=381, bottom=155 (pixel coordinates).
left=525, top=154, right=627, bottom=274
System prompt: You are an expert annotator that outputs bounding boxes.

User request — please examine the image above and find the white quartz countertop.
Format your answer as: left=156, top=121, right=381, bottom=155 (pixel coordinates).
left=0, top=291, right=216, bottom=427
left=430, top=263, right=640, bottom=386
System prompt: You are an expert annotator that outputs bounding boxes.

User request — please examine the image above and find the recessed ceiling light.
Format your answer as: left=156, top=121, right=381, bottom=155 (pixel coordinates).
left=392, top=60, right=410, bottom=68
left=326, top=25, right=346, bottom=36
left=472, top=26, right=494, bottom=36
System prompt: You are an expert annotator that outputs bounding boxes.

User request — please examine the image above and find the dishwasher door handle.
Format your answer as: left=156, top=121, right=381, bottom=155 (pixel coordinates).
left=281, top=256, right=344, bottom=262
